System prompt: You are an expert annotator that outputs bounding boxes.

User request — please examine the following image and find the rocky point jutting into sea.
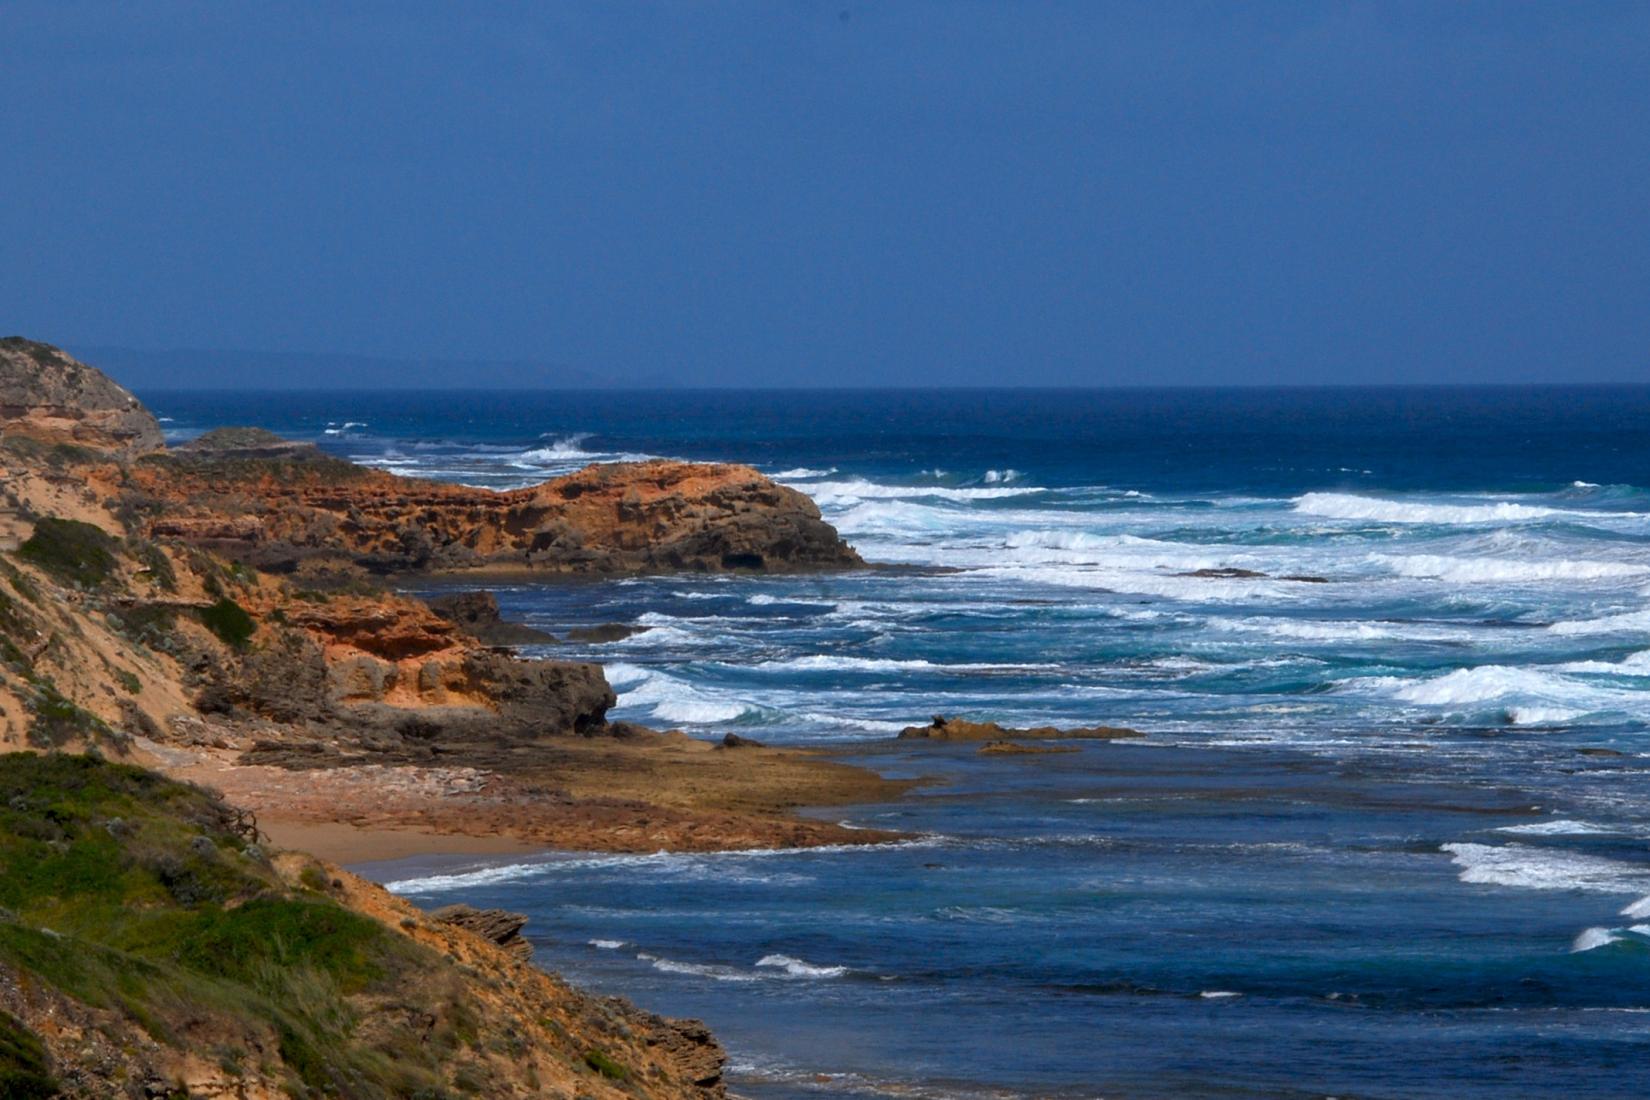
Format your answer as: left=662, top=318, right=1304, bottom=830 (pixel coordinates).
left=0, top=337, right=906, bottom=1097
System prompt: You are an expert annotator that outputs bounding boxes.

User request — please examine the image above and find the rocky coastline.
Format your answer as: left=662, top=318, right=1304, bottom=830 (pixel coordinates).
left=0, top=338, right=903, bottom=1097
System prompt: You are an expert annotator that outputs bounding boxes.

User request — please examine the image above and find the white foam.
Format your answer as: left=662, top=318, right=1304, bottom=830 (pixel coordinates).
left=1442, top=843, right=1650, bottom=894
left=978, top=563, right=1294, bottom=604
left=754, top=655, right=1045, bottom=674
left=609, top=664, right=757, bottom=724
left=1549, top=609, right=1650, bottom=637
left=1294, top=492, right=1569, bottom=524
left=589, top=939, right=625, bottom=950
left=1621, top=896, right=1650, bottom=919
left=387, top=838, right=943, bottom=895
left=802, top=477, right=1044, bottom=505
left=1505, top=706, right=1582, bottom=726
left=771, top=466, right=835, bottom=479
left=754, top=953, right=849, bottom=979
left=515, top=432, right=658, bottom=467
left=1495, top=820, right=1617, bottom=836
left=384, top=861, right=554, bottom=893
left=1379, top=554, right=1649, bottom=583
left=1199, top=990, right=1242, bottom=999
left=1223, top=617, right=1475, bottom=644
left=982, top=468, right=1022, bottom=484
left=793, top=711, right=910, bottom=734
left=1556, top=650, right=1650, bottom=675
left=640, top=953, right=762, bottom=982
left=1572, top=927, right=1622, bottom=953
left=1383, top=666, right=1578, bottom=706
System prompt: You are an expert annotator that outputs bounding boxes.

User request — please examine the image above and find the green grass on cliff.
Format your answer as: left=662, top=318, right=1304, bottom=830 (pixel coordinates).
left=0, top=1008, right=57, bottom=1099
left=0, top=754, right=491, bottom=1098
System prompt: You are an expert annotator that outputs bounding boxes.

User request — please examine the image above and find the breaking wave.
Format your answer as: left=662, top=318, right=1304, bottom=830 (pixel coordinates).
left=1295, top=492, right=1566, bottom=525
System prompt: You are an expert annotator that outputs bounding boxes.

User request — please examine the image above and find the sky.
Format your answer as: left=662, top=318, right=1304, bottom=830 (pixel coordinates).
left=3, top=1, right=1648, bottom=388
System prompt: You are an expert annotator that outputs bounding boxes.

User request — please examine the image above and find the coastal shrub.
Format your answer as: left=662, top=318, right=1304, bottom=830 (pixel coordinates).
left=1, top=558, right=41, bottom=603
left=200, top=596, right=256, bottom=649
left=26, top=681, right=113, bottom=748
left=108, top=603, right=177, bottom=652
left=0, top=435, right=98, bottom=469
left=18, top=517, right=118, bottom=588
left=0, top=1009, right=58, bottom=1099
left=115, top=668, right=142, bottom=694
left=129, top=538, right=178, bottom=591
left=584, top=1048, right=629, bottom=1080
left=0, top=590, right=34, bottom=672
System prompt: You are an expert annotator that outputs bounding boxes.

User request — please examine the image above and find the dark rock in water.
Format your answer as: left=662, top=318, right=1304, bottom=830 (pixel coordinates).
left=428, top=590, right=558, bottom=645
left=1281, top=574, right=1330, bottom=583
left=175, top=426, right=329, bottom=463
left=1577, top=747, right=1626, bottom=758
left=900, top=715, right=1142, bottom=742
left=1175, top=567, right=1267, bottom=579
left=0, top=337, right=165, bottom=456
left=720, top=732, right=765, bottom=749
left=977, top=740, right=1080, bottom=755
left=567, top=622, right=650, bottom=643
left=431, top=903, right=533, bottom=959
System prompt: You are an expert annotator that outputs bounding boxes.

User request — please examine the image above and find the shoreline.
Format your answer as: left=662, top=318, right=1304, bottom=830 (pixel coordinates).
left=157, top=729, right=921, bottom=861
left=259, top=816, right=550, bottom=863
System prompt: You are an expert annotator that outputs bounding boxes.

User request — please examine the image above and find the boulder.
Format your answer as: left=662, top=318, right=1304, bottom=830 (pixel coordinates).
left=427, top=590, right=558, bottom=645
left=566, top=622, right=648, bottom=644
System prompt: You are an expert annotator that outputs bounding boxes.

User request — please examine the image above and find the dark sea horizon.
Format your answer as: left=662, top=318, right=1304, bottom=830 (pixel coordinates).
left=151, top=385, right=1650, bottom=1099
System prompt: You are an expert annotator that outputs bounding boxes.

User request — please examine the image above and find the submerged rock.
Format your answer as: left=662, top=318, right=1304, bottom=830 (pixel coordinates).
left=899, top=715, right=1142, bottom=742
left=566, top=621, right=650, bottom=643
left=977, top=740, right=1080, bottom=755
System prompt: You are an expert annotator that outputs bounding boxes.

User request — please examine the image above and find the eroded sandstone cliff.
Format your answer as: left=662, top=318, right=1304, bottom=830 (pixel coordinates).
left=131, top=434, right=862, bottom=576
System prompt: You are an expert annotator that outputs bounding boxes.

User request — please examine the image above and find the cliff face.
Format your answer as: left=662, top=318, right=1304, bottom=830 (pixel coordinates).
left=0, top=338, right=165, bottom=458
left=130, top=451, right=863, bottom=576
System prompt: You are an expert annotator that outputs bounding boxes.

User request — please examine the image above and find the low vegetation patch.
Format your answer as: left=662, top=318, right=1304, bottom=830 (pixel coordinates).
left=0, top=1009, right=58, bottom=1099
left=0, top=754, right=499, bottom=1097
left=585, top=1048, right=629, bottom=1080
left=199, top=595, right=256, bottom=648
left=128, top=538, right=178, bottom=592
left=25, top=680, right=115, bottom=748
left=18, top=517, right=119, bottom=589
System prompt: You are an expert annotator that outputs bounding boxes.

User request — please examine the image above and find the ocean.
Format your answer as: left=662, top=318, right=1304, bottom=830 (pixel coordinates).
left=148, top=386, right=1650, bottom=1099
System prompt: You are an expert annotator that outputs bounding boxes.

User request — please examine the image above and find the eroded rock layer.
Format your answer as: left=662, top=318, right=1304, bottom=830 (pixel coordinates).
left=131, top=449, right=863, bottom=576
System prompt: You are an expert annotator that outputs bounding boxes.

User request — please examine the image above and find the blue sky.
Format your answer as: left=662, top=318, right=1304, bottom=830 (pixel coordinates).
left=4, top=2, right=1647, bottom=387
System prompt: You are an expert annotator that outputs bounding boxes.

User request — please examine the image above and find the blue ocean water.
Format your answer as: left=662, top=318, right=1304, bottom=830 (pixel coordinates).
left=149, top=387, right=1650, bottom=1098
